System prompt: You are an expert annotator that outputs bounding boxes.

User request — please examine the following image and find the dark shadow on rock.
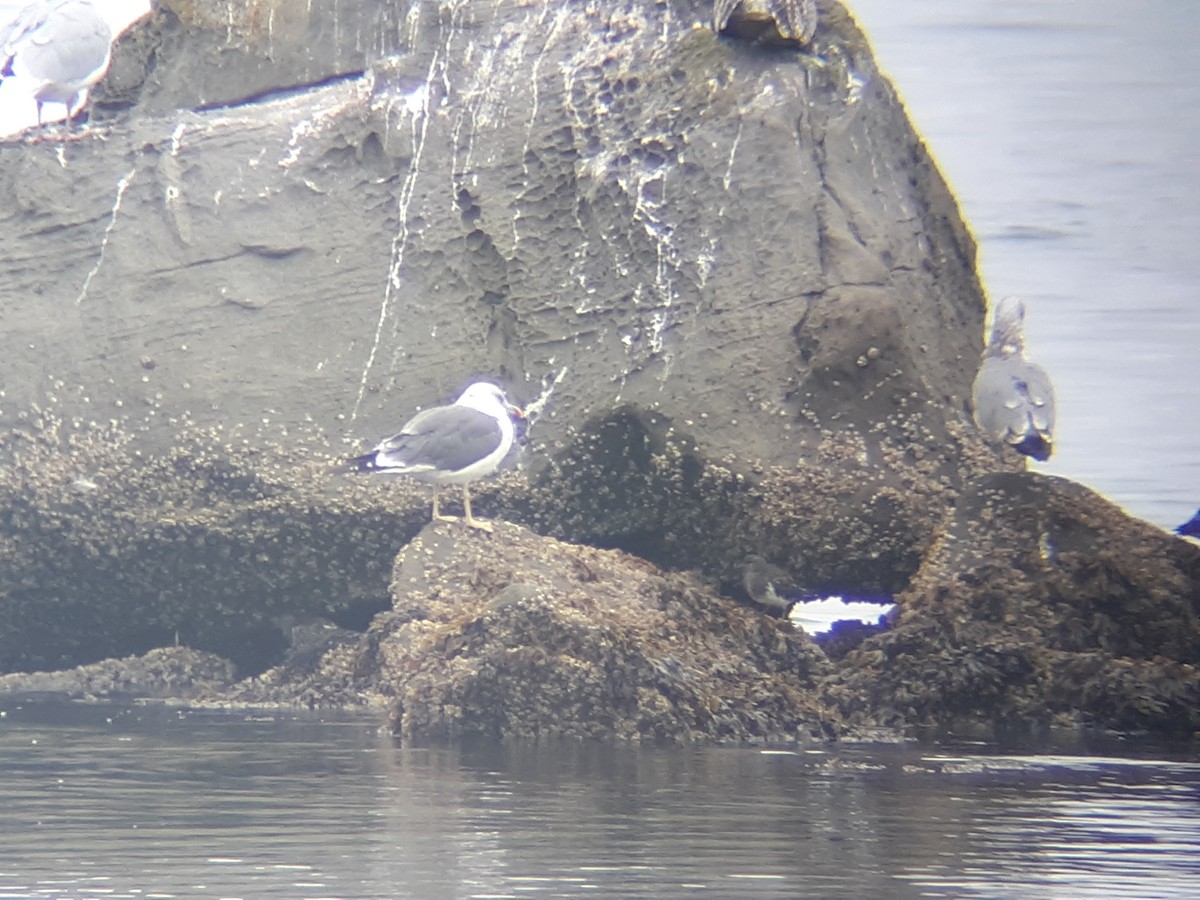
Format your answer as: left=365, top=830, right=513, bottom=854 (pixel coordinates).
left=513, top=404, right=952, bottom=599
left=815, top=618, right=889, bottom=661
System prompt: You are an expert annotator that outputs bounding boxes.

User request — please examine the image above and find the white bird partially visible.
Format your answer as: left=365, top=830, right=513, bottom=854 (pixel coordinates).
left=971, top=296, right=1056, bottom=462
left=350, top=381, right=525, bottom=532
left=1, top=0, right=112, bottom=125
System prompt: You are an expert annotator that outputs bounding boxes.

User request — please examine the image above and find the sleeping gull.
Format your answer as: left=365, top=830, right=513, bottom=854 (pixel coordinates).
left=1, top=0, right=112, bottom=125
left=350, top=381, right=524, bottom=532
left=971, top=296, right=1056, bottom=461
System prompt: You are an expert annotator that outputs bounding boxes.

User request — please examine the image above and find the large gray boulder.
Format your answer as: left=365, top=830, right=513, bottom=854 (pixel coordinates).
left=0, top=1, right=996, bottom=679
left=2, top=0, right=982, bottom=474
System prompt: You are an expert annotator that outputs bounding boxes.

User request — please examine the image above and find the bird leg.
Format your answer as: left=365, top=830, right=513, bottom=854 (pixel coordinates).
left=28, top=98, right=99, bottom=144
left=461, top=486, right=493, bottom=533
left=431, top=490, right=458, bottom=523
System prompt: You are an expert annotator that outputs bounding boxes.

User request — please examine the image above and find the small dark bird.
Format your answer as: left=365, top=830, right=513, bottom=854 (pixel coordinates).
left=1176, top=510, right=1200, bottom=539
left=971, top=296, right=1056, bottom=461
left=742, top=554, right=810, bottom=617
left=350, top=381, right=524, bottom=532
left=713, top=0, right=817, bottom=47
left=1, top=0, right=113, bottom=125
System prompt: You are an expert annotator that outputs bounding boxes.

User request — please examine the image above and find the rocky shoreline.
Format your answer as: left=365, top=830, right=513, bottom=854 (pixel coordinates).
left=2, top=418, right=1196, bottom=742
left=1, top=1, right=1196, bottom=743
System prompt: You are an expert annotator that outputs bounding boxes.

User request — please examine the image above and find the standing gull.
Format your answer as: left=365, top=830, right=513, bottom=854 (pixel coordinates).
left=350, top=381, right=524, bottom=532
left=1, top=0, right=112, bottom=125
left=971, top=296, right=1056, bottom=461
left=742, top=555, right=810, bottom=617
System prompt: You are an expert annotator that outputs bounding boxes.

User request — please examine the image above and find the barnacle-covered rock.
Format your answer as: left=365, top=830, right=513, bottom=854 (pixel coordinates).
left=825, top=473, right=1200, bottom=737
left=0, top=646, right=236, bottom=700
left=0, top=413, right=419, bottom=675
left=0, top=0, right=993, bottom=685
left=358, top=522, right=840, bottom=743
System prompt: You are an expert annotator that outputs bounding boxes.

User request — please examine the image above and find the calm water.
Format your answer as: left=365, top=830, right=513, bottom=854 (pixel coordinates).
left=853, top=0, right=1200, bottom=531
left=0, top=702, right=1197, bottom=899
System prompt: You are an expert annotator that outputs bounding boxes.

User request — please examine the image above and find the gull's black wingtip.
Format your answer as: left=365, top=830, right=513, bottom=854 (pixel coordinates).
left=346, top=452, right=380, bottom=473
left=1013, top=434, right=1052, bottom=462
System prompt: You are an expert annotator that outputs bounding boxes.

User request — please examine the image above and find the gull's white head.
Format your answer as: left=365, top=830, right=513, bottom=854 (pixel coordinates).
left=986, top=296, right=1027, bottom=357
left=454, top=381, right=524, bottom=420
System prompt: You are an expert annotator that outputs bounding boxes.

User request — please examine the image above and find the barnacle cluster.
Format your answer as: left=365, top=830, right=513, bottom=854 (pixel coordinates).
left=514, top=407, right=948, bottom=597
left=0, top=405, right=425, bottom=675
left=824, top=473, right=1200, bottom=736
left=4, top=391, right=1195, bottom=740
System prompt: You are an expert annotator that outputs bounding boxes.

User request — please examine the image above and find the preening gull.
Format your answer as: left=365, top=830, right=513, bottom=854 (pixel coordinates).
left=1, top=0, right=112, bottom=124
left=351, top=381, right=524, bottom=532
left=971, top=296, right=1056, bottom=461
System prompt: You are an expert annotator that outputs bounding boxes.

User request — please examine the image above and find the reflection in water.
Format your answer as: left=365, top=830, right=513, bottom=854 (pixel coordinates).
left=0, top=703, right=1196, bottom=897
left=852, top=0, right=1200, bottom=529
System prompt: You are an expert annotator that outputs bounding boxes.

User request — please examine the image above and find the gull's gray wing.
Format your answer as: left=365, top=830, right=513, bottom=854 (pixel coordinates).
left=2, top=0, right=111, bottom=104
left=368, top=404, right=503, bottom=476
left=972, top=356, right=1056, bottom=460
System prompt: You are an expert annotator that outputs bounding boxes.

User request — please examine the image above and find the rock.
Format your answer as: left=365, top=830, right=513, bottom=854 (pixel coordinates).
left=359, top=522, right=840, bottom=742
left=0, top=646, right=236, bottom=700
left=0, top=0, right=994, bottom=689
left=0, top=413, right=424, bottom=673
left=3, top=472, right=1196, bottom=743
left=0, top=0, right=987, bottom=543
left=826, top=472, right=1200, bottom=737
left=95, top=0, right=411, bottom=116
left=10, top=2, right=1185, bottom=745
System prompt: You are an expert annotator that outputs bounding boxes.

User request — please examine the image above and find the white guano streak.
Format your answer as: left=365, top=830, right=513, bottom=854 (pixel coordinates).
left=351, top=51, right=442, bottom=420
left=76, top=167, right=138, bottom=305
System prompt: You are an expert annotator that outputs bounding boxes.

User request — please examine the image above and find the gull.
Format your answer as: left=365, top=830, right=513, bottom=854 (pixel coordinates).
left=972, top=296, right=1056, bottom=461
left=351, top=381, right=524, bottom=532
left=742, top=555, right=895, bottom=633
left=713, top=0, right=817, bottom=47
left=1, top=0, right=113, bottom=125
left=743, top=555, right=810, bottom=617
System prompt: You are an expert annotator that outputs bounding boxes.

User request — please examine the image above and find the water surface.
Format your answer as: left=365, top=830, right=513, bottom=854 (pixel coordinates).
left=853, top=0, right=1200, bottom=530
left=1, top=702, right=1197, bottom=898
